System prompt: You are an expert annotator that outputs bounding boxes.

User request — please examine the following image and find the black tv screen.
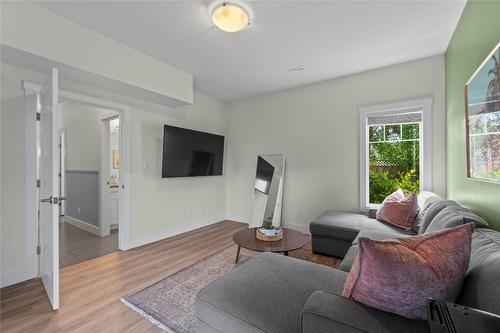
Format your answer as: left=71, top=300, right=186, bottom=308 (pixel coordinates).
left=162, top=125, right=224, bottom=178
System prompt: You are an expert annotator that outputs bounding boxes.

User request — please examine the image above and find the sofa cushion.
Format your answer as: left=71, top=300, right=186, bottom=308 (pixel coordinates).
left=412, top=192, right=443, bottom=232
left=352, top=230, right=412, bottom=245
left=310, top=212, right=415, bottom=242
left=343, top=224, right=474, bottom=320
left=338, top=245, right=359, bottom=272
left=418, top=200, right=455, bottom=234
left=457, top=228, right=500, bottom=315
left=302, top=290, right=429, bottom=333
left=196, top=252, right=348, bottom=333
left=376, top=189, right=418, bottom=230
left=425, top=204, right=488, bottom=233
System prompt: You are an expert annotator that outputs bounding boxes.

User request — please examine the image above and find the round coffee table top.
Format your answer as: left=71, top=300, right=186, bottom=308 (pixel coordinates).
left=233, top=228, right=309, bottom=253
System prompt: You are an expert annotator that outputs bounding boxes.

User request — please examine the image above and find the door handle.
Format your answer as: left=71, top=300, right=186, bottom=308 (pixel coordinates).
left=41, top=196, right=66, bottom=205
left=41, top=196, right=54, bottom=204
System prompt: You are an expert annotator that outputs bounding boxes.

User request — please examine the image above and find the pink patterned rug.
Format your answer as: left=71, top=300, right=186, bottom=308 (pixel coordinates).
left=121, top=245, right=257, bottom=333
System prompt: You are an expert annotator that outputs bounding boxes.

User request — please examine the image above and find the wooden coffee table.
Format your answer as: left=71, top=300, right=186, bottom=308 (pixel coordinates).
left=233, top=228, right=309, bottom=263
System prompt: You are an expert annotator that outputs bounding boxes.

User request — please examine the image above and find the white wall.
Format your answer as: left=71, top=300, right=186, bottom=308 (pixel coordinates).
left=0, top=73, right=30, bottom=282
left=0, top=63, right=228, bottom=285
left=129, top=92, right=228, bottom=247
left=60, top=102, right=111, bottom=171
left=225, top=55, right=446, bottom=231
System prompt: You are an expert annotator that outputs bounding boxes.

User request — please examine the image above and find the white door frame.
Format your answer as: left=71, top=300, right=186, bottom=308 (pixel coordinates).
left=59, top=127, right=66, bottom=217
left=23, top=81, right=133, bottom=252
left=99, top=114, right=119, bottom=237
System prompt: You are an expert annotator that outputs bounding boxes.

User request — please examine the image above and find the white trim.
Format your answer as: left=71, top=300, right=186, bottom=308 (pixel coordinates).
left=23, top=80, right=132, bottom=252
left=59, top=127, right=67, bottom=217
left=358, top=98, right=433, bottom=211
left=63, top=216, right=100, bottom=236
left=118, top=108, right=131, bottom=250
left=127, top=217, right=224, bottom=250
left=99, top=118, right=109, bottom=237
left=24, top=91, right=39, bottom=280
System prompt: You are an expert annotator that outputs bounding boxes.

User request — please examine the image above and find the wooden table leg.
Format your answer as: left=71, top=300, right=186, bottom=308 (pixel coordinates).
left=235, top=246, right=241, bottom=264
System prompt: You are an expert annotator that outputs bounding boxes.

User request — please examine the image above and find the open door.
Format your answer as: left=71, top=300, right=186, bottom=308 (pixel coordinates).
left=39, top=68, right=60, bottom=310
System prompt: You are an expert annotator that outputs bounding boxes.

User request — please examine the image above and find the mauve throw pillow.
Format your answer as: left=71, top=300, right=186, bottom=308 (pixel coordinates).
left=376, top=189, right=418, bottom=230
left=343, top=223, right=474, bottom=320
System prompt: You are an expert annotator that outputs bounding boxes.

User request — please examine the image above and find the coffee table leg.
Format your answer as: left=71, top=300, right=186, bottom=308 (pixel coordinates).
left=284, top=251, right=289, bottom=256
left=235, top=246, right=241, bottom=264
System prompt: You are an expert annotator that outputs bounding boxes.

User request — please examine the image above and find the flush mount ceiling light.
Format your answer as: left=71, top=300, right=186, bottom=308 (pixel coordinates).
left=209, top=1, right=251, bottom=33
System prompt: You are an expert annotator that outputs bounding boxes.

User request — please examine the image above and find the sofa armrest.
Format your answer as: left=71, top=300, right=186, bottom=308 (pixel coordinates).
left=368, top=208, right=378, bottom=219
left=301, top=291, right=429, bottom=333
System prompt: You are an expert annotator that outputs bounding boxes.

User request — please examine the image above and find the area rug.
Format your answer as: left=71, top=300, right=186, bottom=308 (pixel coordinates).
left=121, top=243, right=340, bottom=333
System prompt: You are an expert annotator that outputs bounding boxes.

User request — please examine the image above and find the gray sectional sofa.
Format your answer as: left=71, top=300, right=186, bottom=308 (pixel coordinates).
left=195, top=193, right=500, bottom=333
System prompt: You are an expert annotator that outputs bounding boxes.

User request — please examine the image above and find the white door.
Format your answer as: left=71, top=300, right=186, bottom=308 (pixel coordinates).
left=39, top=68, right=60, bottom=310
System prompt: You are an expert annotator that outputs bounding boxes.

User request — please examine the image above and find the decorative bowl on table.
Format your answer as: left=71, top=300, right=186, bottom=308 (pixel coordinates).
left=256, top=226, right=283, bottom=241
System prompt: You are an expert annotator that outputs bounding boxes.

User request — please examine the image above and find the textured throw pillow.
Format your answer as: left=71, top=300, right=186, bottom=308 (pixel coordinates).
left=376, top=189, right=418, bottom=230
left=343, top=223, right=474, bottom=320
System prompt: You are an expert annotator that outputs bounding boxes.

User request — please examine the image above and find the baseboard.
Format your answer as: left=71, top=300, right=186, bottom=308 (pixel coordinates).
left=0, top=265, right=37, bottom=288
left=225, top=216, right=249, bottom=225
left=127, top=216, right=225, bottom=250
left=110, top=223, right=119, bottom=231
left=283, top=222, right=310, bottom=234
left=64, top=215, right=100, bottom=236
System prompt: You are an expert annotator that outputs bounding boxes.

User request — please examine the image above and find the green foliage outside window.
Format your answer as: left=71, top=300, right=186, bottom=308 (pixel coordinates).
left=368, top=123, right=421, bottom=204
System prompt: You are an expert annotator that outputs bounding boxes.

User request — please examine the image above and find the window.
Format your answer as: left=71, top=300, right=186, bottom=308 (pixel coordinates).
left=359, top=99, right=432, bottom=209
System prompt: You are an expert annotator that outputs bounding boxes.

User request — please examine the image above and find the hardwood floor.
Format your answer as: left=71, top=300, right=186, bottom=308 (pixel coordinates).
left=60, top=221, right=118, bottom=268
left=0, top=221, right=339, bottom=333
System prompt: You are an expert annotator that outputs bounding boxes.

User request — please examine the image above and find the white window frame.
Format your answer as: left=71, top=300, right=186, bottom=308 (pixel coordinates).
left=358, top=98, right=433, bottom=211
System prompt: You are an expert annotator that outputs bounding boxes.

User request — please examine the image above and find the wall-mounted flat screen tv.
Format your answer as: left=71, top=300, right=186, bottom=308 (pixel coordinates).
left=162, top=125, right=224, bottom=178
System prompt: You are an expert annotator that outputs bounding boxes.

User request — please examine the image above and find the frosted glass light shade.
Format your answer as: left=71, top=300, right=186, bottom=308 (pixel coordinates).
left=211, top=3, right=249, bottom=32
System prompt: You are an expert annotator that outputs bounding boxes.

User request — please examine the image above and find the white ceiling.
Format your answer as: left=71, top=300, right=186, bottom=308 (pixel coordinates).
left=35, top=1, right=466, bottom=102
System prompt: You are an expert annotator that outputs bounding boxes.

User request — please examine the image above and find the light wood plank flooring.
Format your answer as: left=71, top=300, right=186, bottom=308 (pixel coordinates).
left=1, top=221, right=339, bottom=333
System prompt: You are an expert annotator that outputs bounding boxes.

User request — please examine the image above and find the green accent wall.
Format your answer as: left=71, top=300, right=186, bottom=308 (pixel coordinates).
left=445, top=0, right=500, bottom=230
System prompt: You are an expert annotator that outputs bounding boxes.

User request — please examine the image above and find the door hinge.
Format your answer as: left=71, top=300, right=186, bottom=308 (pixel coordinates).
left=37, top=245, right=41, bottom=255
left=36, top=179, right=41, bottom=188
left=36, top=113, right=41, bottom=121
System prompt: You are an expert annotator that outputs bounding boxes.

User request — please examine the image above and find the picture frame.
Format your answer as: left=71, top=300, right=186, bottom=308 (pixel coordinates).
left=113, top=149, right=120, bottom=169
left=464, top=42, right=500, bottom=183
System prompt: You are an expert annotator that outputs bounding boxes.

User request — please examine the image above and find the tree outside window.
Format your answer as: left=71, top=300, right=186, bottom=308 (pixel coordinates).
left=368, top=122, right=421, bottom=204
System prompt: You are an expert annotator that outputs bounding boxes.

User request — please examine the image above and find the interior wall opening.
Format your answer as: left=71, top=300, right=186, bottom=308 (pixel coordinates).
left=58, top=101, right=120, bottom=268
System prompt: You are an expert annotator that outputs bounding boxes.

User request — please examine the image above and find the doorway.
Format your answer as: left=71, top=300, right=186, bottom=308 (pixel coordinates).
left=58, top=101, right=120, bottom=268
left=23, top=75, right=132, bottom=310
